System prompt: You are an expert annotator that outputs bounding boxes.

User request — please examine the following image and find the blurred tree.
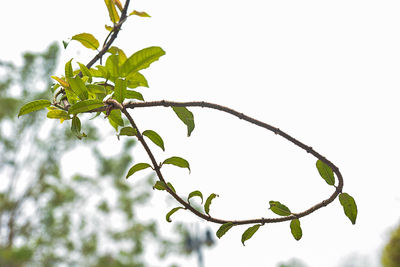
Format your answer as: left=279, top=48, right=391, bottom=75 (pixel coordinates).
left=382, top=222, right=400, bottom=267
left=0, top=44, right=180, bottom=267
left=277, top=258, right=308, bottom=267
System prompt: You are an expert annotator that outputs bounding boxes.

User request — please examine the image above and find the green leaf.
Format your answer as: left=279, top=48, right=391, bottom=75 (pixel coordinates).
left=86, top=84, right=106, bottom=95
left=162, top=156, right=190, bottom=173
left=64, top=87, right=79, bottom=105
left=339, top=193, right=358, bottom=225
left=216, top=222, right=235, bottom=239
left=167, top=182, right=176, bottom=193
left=269, top=201, right=291, bottom=216
left=153, top=181, right=166, bottom=191
left=166, top=207, right=184, bottom=223
left=241, top=224, right=261, bottom=246
left=119, top=127, right=137, bottom=136
left=108, top=117, right=119, bottom=132
left=62, top=40, right=69, bottom=49
left=104, top=0, right=120, bottom=23
left=47, top=110, right=70, bottom=121
left=96, top=65, right=111, bottom=80
left=18, top=99, right=51, bottom=117
left=105, top=54, right=120, bottom=78
left=129, top=10, right=151, bottom=17
left=108, top=46, right=127, bottom=65
left=71, top=116, right=81, bottom=135
left=126, top=163, right=152, bottom=179
left=71, top=33, right=99, bottom=50
left=67, top=76, right=88, bottom=100
left=68, top=99, right=104, bottom=115
left=71, top=116, right=87, bottom=139
left=204, top=193, right=218, bottom=215
left=105, top=24, right=113, bottom=31
left=78, top=62, right=92, bottom=83
left=172, top=106, right=195, bottom=137
left=316, top=160, right=335, bottom=186
left=143, top=130, right=165, bottom=151
left=126, top=72, right=148, bottom=88
left=65, top=58, right=73, bottom=78
left=188, top=190, right=203, bottom=204
left=114, top=78, right=127, bottom=103
left=108, top=109, right=124, bottom=126
left=153, top=181, right=176, bottom=193
left=121, top=46, right=166, bottom=77
left=290, top=219, right=302, bottom=241
left=51, top=76, right=69, bottom=88
left=126, top=90, right=144, bottom=101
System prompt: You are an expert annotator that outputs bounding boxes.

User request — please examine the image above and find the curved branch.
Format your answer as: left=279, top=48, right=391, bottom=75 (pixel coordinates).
left=110, top=99, right=344, bottom=225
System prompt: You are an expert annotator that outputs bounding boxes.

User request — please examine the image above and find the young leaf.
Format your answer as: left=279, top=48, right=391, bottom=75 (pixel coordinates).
left=47, top=110, right=70, bottom=122
left=86, top=84, right=106, bottom=95
left=126, top=90, right=144, bottom=101
left=64, top=88, right=79, bottom=105
left=78, top=62, right=92, bottom=83
left=119, top=127, right=137, bottom=136
left=113, top=0, right=123, bottom=11
left=339, top=193, right=358, bottom=225
left=172, top=106, right=195, bottom=137
left=108, top=109, right=124, bottom=126
left=290, top=219, right=302, bottom=241
left=18, top=99, right=51, bottom=117
left=126, top=163, right=152, bottom=179
left=241, top=224, right=261, bottom=246
left=153, top=181, right=176, bottom=193
left=126, top=72, right=148, bottom=88
left=216, top=222, right=235, bottom=239
left=153, top=181, right=167, bottom=191
left=188, top=190, right=203, bottom=204
left=108, top=46, right=127, bottom=65
left=96, top=65, right=110, bottom=80
left=104, top=0, right=120, bottom=23
left=67, top=76, right=88, bottom=100
left=143, top=130, right=165, bottom=151
left=204, top=193, right=219, bottom=215
left=65, top=59, right=74, bottom=78
left=316, top=160, right=335, bottom=186
left=162, top=156, right=190, bottom=173
left=129, top=10, right=151, bottom=17
left=71, top=116, right=81, bottom=134
left=121, top=46, right=166, bottom=77
left=68, top=99, right=104, bottom=115
left=71, top=33, right=99, bottom=50
left=269, top=201, right=291, bottom=216
left=114, top=78, right=127, bottom=103
left=167, top=182, right=176, bottom=193
left=71, top=116, right=87, bottom=139
left=166, top=207, right=184, bottom=223
left=62, top=40, right=69, bottom=49
left=51, top=76, right=69, bottom=88
left=108, top=117, right=119, bottom=132
left=105, top=54, right=120, bottom=78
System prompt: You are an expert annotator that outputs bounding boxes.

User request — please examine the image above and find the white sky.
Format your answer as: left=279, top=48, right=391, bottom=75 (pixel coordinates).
left=2, top=0, right=400, bottom=266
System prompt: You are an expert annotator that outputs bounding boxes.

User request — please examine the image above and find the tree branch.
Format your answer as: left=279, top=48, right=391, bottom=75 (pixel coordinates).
left=104, top=99, right=343, bottom=226
left=85, top=0, right=131, bottom=70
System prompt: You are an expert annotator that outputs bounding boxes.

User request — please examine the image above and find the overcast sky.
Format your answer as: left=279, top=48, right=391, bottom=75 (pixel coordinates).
left=2, top=0, right=400, bottom=266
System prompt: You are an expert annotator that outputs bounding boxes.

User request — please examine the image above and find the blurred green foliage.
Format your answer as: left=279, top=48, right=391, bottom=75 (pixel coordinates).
left=382, top=222, right=400, bottom=267
left=0, top=44, right=182, bottom=267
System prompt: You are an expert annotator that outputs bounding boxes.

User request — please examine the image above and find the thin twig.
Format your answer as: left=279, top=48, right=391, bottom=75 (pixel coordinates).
left=102, top=99, right=344, bottom=225
left=85, top=0, right=131, bottom=70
